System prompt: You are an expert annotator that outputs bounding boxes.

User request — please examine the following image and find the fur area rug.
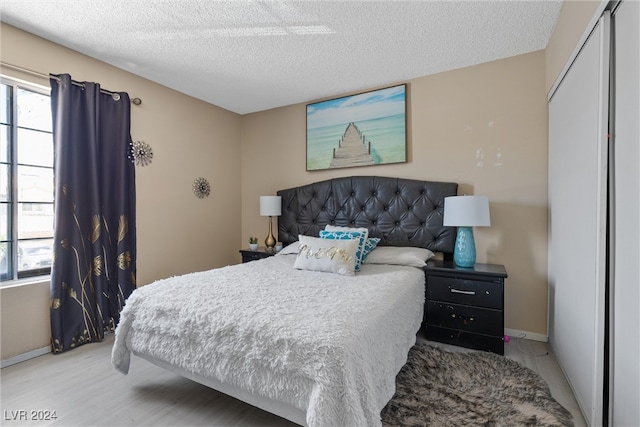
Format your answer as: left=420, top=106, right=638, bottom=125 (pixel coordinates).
left=381, top=342, right=574, bottom=426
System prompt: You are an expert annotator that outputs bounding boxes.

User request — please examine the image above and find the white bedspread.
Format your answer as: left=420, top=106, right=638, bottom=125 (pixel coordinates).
left=112, top=254, right=425, bottom=427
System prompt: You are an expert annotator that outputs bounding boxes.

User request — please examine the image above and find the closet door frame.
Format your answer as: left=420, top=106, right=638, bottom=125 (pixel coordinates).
left=547, top=11, right=610, bottom=427
left=610, top=1, right=640, bottom=425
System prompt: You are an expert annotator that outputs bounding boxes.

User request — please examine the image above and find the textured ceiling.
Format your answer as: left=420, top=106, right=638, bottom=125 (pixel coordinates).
left=1, top=1, right=563, bottom=114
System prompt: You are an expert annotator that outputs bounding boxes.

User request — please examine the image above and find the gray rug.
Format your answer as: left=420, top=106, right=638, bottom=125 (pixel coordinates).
left=381, top=342, right=574, bottom=426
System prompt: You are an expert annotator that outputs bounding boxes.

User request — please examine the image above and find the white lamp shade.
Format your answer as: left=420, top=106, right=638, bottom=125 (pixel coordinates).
left=260, top=196, right=282, bottom=216
left=443, top=195, right=490, bottom=227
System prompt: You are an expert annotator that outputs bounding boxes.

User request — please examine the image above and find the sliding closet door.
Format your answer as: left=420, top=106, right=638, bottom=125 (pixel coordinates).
left=611, top=1, right=640, bottom=426
left=548, top=13, right=609, bottom=427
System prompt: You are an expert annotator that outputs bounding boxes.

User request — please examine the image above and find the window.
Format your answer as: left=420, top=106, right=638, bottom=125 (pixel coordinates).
left=1, top=79, right=54, bottom=281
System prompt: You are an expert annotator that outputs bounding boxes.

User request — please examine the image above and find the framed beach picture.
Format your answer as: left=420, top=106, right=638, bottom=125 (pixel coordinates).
left=306, top=84, right=407, bottom=171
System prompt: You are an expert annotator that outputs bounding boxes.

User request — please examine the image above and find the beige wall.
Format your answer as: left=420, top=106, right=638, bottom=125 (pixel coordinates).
left=242, top=51, right=550, bottom=337
left=1, top=281, right=51, bottom=359
left=545, top=0, right=604, bottom=93
left=0, top=23, right=243, bottom=360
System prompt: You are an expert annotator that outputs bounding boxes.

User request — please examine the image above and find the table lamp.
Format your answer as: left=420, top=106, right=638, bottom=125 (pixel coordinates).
left=260, top=196, right=281, bottom=251
left=443, top=195, right=490, bottom=267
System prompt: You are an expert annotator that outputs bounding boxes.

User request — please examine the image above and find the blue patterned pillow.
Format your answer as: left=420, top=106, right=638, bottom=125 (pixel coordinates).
left=361, top=238, right=381, bottom=261
left=319, top=229, right=368, bottom=271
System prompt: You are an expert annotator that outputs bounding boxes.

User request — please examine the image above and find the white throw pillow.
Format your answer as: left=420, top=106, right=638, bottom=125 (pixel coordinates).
left=322, top=225, right=369, bottom=271
left=293, top=235, right=358, bottom=276
left=323, top=227, right=380, bottom=256
left=319, top=229, right=368, bottom=272
left=362, top=246, right=435, bottom=268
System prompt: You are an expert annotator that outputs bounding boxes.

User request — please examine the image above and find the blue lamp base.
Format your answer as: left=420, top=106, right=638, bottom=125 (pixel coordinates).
left=453, top=226, right=476, bottom=268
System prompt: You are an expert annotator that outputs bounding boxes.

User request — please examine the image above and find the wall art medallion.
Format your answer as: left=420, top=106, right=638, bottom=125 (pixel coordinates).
left=192, top=177, right=211, bottom=198
left=129, top=140, right=153, bottom=166
left=306, top=84, right=407, bottom=171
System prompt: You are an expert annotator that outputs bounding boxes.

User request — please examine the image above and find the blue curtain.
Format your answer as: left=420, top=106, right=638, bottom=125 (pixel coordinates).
left=49, top=74, right=136, bottom=353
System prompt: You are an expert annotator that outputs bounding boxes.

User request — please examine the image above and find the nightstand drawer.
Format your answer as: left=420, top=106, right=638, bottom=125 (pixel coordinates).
left=426, top=326, right=504, bottom=355
left=239, top=249, right=275, bottom=263
left=243, top=252, right=264, bottom=262
left=426, top=301, right=503, bottom=336
left=427, top=276, right=502, bottom=309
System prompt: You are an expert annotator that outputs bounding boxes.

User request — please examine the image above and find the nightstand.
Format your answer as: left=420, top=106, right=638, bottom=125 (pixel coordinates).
left=239, top=248, right=276, bottom=263
left=424, top=259, right=507, bottom=355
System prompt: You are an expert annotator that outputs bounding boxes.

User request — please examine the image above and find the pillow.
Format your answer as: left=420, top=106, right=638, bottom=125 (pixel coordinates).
left=324, top=225, right=369, bottom=234
left=293, top=235, right=358, bottom=276
left=323, top=225, right=377, bottom=267
left=361, top=238, right=381, bottom=260
left=276, top=242, right=300, bottom=255
left=319, top=229, right=368, bottom=271
left=363, top=246, right=435, bottom=268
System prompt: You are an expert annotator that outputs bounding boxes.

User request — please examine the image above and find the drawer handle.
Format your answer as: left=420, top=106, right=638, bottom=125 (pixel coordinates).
left=450, top=288, right=475, bottom=296
left=451, top=313, right=475, bottom=322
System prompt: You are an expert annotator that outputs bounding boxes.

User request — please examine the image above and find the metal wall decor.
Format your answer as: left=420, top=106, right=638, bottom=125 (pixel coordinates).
left=129, top=140, right=153, bottom=166
left=192, top=177, right=211, bottom=198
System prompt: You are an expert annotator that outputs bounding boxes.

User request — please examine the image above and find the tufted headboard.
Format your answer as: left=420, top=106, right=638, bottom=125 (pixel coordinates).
left=277, top=176, right=458, bottom=255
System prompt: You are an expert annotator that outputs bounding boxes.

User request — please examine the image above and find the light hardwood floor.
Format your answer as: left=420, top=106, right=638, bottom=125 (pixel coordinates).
left=1, top=332, right=586, bottom=426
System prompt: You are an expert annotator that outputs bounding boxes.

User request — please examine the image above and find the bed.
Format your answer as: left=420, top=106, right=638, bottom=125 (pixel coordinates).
left=112, top=176, right=457, bottom=426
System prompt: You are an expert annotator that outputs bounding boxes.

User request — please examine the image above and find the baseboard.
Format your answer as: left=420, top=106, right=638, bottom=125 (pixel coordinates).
left=1, top=346, right=50, bottom=368
left=504, top=328, right=548, bottom=343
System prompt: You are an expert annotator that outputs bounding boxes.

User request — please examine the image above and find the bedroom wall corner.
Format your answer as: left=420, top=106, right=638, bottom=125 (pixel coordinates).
left=240, top=50, right=550, bottom=337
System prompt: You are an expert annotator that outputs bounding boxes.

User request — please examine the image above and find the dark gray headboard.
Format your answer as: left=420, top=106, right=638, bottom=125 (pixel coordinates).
left=277, top=176, right=458, bottom=254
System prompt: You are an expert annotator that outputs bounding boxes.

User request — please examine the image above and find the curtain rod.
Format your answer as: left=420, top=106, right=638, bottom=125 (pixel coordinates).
left=1, top=61, right=142, bottom=106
